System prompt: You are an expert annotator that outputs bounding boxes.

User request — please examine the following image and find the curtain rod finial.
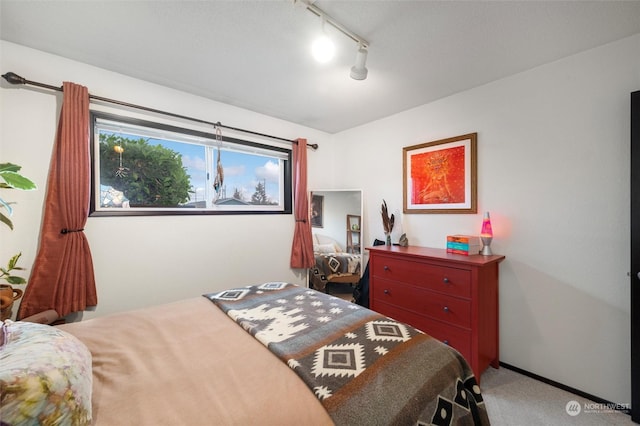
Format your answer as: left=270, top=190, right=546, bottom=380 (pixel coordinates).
left=2, top=72, right=26, bottom=85
left=308, top=143, right=319, bottom=150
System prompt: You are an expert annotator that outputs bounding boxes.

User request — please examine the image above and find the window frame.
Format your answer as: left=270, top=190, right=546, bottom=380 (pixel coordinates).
left=89, top=111, right=292, bottom=217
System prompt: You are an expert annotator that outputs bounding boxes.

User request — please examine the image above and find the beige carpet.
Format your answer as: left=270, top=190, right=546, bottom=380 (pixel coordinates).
left=480, top=366, right=632, bottom=425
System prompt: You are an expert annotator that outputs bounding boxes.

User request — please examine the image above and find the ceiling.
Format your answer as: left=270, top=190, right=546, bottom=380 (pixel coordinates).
left=2, top=1, right=640, bottom=134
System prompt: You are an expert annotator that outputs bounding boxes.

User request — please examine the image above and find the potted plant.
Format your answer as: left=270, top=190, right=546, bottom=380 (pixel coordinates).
left=0, top=163, right=36, bottom=319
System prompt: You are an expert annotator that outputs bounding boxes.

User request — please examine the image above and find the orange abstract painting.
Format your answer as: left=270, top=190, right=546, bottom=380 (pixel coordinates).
left=410, top=145, right=466, bottom=205
left=403, top=133, right=477, bottom=214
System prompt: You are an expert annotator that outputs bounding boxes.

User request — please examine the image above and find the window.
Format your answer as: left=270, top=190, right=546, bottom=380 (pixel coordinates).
left=90, top=111, right=292, bottom=216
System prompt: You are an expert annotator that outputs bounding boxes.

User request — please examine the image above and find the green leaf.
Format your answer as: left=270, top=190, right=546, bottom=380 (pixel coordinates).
left=0, top=211, right=13, bottom=230
left=0, top=170, right=36, bottom=190
left=1, top=252, right=26, bottom=285
left=6, top=275, right=26, bottom=285
left=7, top=252, right=22, bottom=270
left=0, top=163, right=21, bottom=173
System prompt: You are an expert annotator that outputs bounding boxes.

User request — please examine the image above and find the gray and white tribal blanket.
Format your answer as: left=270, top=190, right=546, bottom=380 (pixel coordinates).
left=204, top=282, right=489, bottom=425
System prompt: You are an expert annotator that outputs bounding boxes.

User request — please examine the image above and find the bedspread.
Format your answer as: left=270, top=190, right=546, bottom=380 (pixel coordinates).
left=205, top=282, right=489, bottom=425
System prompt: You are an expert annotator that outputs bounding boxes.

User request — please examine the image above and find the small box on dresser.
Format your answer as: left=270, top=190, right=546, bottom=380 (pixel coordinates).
left=446, top=235, right=481, bottom=256
left=367, top=245, right=505, bottom=381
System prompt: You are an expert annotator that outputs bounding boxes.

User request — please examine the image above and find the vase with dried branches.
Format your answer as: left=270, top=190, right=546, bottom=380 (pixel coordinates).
left=381, top=199, right=394, bottom=246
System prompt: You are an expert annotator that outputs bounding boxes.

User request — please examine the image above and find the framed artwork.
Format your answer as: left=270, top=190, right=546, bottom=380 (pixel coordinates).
left=403, top=133, right=477, bottom=214
left=310, top=194, right=324, bottom=227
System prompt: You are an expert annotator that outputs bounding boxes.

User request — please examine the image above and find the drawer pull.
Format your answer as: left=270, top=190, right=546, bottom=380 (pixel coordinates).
left=384, top=289, right=390, bottom=295
left=443, top=340, right=450, bottom=345
left=443, top=306, right=450, bottom=313
left=383, top=265, right=390, bottom=271
left=443, top=277, right=450, bottom=284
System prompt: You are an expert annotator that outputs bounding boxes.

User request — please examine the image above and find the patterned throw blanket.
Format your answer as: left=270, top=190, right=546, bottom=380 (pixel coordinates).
left=204, top=283, right=489, bottom=425
left=310, top=253, right=361, bottom=291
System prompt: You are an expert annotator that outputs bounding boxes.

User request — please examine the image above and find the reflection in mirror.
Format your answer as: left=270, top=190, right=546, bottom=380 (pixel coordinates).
left=308, top=190, right=363, bottom=300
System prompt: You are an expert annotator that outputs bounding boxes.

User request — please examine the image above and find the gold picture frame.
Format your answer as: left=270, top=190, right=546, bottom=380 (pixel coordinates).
left=403, top=133, right=477, bottom=214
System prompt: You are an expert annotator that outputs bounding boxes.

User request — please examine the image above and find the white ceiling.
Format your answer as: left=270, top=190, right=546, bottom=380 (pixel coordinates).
left=2, top=1, right=640, bottom=133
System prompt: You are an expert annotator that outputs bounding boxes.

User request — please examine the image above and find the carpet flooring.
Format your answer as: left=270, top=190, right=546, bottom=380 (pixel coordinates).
left=480, top=366, right=632, bottom=425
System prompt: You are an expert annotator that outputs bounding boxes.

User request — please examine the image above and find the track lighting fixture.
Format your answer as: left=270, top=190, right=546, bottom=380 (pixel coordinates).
left=312, top=18, right=335, bottom=63
left=350, top=45, right=368, bottom=80
left=312, top=35, right=335, bottom=63
left=296, top=0, right=370, bottom=80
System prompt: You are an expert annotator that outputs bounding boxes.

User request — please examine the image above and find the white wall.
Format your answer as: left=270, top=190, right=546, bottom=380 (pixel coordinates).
left=328, top=34, right=640, bottom=405
left=0, top=41, right=331, bottom=318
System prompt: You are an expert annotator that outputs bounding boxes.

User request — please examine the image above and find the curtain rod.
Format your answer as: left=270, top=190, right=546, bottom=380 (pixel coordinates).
left=1, top=72, right=319, bottom=150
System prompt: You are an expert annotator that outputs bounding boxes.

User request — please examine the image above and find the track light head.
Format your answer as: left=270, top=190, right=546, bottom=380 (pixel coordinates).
left=350, top=46, right=368, bottom=80
left=312, top=34, right=335, bottom=63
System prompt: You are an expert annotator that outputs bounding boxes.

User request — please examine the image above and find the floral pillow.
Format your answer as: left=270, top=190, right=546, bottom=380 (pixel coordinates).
left=0, top=320, right=92, bottom=425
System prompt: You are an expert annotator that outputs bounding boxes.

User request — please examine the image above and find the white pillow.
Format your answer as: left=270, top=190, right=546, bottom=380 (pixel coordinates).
left=314, top=243, right=337, bottom=253
left=315, top=234, right=343, bottom=252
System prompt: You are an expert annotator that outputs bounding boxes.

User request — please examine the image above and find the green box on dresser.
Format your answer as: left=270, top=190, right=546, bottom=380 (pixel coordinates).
left=368, top=245, right=505, bottom=381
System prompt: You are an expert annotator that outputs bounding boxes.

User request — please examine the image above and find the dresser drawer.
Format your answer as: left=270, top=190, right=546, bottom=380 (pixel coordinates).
left=375, top=301, right=472, bottom=362
left=372, top=278, right=471, bottom=329
left=371, top=255, right=471, bottom=298
left=422, top=318, right=472, bottom=362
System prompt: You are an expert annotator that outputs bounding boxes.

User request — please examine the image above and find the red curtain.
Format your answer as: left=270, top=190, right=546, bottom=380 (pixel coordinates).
left=290, top=138, right=314, bottom=269
left=18, top=82, right=97, bottom=319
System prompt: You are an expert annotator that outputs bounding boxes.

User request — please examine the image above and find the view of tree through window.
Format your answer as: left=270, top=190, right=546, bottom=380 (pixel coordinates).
left=90, top=111, right=292, bottom=216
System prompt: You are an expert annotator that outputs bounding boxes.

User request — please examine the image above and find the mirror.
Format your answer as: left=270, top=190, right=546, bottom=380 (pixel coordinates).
left=308, top=189, right=363, bottom=298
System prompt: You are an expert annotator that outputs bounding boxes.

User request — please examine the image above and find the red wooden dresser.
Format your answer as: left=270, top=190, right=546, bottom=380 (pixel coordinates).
left=368, top=245, right=505, bottom=380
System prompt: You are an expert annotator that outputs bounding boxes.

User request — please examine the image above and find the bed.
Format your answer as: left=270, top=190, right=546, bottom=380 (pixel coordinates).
left=1, top=282, right=489, bottom=425
left=310, top=234, right=362, bottom=292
